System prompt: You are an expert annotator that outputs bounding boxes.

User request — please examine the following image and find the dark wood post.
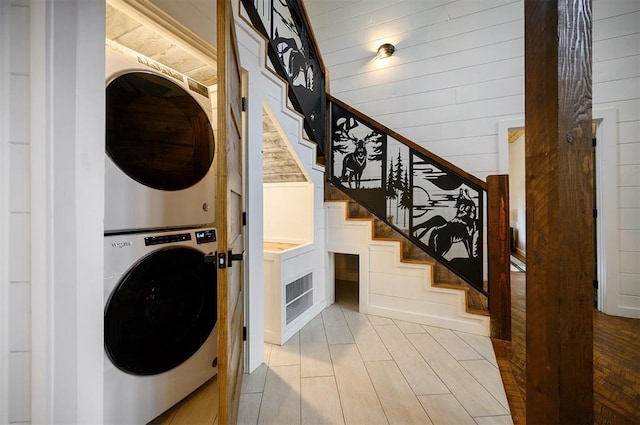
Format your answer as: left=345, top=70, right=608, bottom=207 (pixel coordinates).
left=524, top=0, right=594, bottom=424
left=488, top=175, right=512, bottom=341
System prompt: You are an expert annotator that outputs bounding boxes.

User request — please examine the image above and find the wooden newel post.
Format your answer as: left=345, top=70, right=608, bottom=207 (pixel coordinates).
left=488, top=175, right=511, bottom=341
left=525, top=0, right=594, bottom=423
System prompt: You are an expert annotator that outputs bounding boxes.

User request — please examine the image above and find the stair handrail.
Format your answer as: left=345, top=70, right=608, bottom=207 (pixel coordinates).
left=328, top=95, right=487, bottom=191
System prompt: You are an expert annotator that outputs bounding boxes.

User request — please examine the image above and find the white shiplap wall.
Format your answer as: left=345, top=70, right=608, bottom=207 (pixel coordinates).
left=306, top=0, right=524, bottom=180
left=306, top=0, right=639, bottom=318
left=593, top=0, right=640, bottom=317
left=1, top=1, right=32, bottom=423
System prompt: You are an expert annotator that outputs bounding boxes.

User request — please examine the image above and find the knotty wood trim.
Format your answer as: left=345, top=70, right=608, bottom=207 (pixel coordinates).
left=487, top=175, right=511, bottom=340
left=217, top=0, right=244, bottom=423
left=524, top=0, right=594, bottom=423
left=327, top=94, right=488, bottom=191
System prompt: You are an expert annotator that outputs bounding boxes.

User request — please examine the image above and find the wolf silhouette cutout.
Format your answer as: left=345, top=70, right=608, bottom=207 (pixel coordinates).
left=427, top=188, right=478, bottom=258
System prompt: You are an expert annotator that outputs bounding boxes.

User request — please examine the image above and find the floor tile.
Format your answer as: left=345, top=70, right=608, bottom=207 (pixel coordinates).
left=329, top=344, right=387, bottom=425
left=167, top=292, right=514, bottom=425
left=268, top=333, right=300, bottom=366
left=263, top=343, right=273, bottom=365
left=301, top=376, right=345, bottom=425
left=258, top=365, right=300, bottom=425
left=418, top=394, right=476, bottom=425
left=366, top=314, right=394, bottom=325
left=300, top=317, right=334, bottom=377
left=474, top=414, right=515, bottom=425
left=242, top=362, right=270, bottom=394
left=234, top=294, right=513, bottom=425
left=342, top=307, right=392, bottom=362
left=453, top=331, right=498, bottom=367
left=375, top=324, right=449, bottom=395
left=366, top=360, right=433, bottom=425
left=459, top=359, right=510, bottom=410
left=322, top=304, right=354, bottom=345
left=423, top=325, right=483, bottom=361
left=238, top=393, right=262, bottom=425
left=408, top=333, right=509, bottom=417
left=395, top=319, right=427, bottom=334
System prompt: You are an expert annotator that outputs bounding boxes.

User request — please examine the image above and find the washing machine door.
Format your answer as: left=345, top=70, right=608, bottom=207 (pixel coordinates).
left=104, top=246, right=217, bottom=376
left=106, top=72, right=215, bottom=191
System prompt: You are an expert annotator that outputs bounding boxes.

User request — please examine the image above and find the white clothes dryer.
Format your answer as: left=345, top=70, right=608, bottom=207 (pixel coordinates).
left=105, top=41, right=216, bottom=234
left=104, top=227, right=218, bottom=424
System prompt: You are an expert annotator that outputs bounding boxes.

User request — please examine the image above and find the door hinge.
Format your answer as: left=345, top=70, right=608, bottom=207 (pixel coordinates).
left=593, top=279, right=599, bottom=289
left=243, top=326, right=247, bottom=341
left=228, top=250, right=244, bottom=268
left=593, top=209, right=598, bottom=218
left=242, top=211, right=247, bottom=226
left=592, top=137, right=597, bottom=147
left=241, top=97, right=247, bottom=111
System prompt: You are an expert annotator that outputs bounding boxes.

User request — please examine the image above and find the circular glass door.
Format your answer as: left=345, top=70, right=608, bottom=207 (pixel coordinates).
left=106, top=72, right=215, bottom=191
left=104, top=246, right=217, bottom=376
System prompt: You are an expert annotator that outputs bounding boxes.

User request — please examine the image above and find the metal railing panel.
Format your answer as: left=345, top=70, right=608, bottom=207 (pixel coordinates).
left=329, top=98, right=487, bottom=294
left=241, top=0, right=326, bottom=151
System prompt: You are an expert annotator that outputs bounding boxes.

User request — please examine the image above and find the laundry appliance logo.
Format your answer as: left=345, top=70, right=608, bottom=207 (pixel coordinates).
left=111, top=241, right=133, bottom=249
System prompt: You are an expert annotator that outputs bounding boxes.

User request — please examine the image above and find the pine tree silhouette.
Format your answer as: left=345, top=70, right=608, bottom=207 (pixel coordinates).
left=400, top=169, right=411, bottom=228
left=393, top=150, right=404, bottom=221
left=385, top=157, right=396, bottom=220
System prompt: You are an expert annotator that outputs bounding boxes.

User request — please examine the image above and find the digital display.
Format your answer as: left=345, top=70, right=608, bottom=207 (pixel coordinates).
left=196, top=229, right=216, bottom=244
left=145, top=233, right=191, bottom=246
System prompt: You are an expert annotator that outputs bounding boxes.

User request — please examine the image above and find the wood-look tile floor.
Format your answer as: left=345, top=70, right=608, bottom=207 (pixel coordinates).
left=239, top=281, right=513, bottom=425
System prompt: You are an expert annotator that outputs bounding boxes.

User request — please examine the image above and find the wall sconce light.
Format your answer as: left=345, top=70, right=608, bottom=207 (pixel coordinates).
left=375, top=43, right=395, bottom=60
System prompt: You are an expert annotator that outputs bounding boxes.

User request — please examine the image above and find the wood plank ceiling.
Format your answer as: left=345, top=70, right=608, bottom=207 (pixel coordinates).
left=263, top=110, right=308, bottom=183
left=106, top=2, right=217, bottom=86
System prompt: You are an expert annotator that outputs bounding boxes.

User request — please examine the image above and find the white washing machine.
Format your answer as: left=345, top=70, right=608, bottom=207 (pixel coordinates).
left=105, top=41, right=217, bottom=234
left=104, top=227, right=218, bottom=424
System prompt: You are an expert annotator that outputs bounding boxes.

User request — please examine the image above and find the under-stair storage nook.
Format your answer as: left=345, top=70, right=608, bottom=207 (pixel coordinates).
left=262, top=106, right=318, bottom=344
left=263, top=182, right=315, bottom=344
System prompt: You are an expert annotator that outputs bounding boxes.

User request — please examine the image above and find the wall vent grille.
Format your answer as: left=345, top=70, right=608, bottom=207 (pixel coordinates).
left=285, top=273, right=313, bottom=324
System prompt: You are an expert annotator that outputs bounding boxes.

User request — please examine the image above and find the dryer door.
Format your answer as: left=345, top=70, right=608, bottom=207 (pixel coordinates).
left=106, top=72, right=215, bottom=191
left=104, top=246, right=217, bottom=376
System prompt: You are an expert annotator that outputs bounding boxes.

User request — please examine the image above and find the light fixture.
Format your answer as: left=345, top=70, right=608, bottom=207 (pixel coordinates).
left=375, top=43, right=395, bottom=60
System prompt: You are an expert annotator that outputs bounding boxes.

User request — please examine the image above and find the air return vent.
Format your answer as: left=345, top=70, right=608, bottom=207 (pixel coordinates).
left=285, top=273, right=313, bottom=324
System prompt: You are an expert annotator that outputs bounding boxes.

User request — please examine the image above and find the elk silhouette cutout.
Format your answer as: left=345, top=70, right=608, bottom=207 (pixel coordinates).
left=334, top=117, right=382, bottom=189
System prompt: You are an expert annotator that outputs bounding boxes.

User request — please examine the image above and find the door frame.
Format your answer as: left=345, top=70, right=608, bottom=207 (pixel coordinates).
left=498, top=108, right=619, bottom=314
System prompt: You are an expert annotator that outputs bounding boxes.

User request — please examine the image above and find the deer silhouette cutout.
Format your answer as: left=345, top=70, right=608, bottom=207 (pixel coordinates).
left=334, top=117, right=381, bottom=189
left=341, top=139, right=368, bottom=189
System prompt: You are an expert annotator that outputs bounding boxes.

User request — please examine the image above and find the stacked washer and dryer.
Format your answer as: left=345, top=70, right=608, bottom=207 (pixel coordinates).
left=103, top=41, right=219, bottom=424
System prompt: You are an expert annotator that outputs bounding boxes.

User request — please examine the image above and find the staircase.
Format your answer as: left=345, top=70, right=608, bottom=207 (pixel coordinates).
left=240, top=0, right=510, bottom=339
left=326, top=186, right=490, bottom=336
